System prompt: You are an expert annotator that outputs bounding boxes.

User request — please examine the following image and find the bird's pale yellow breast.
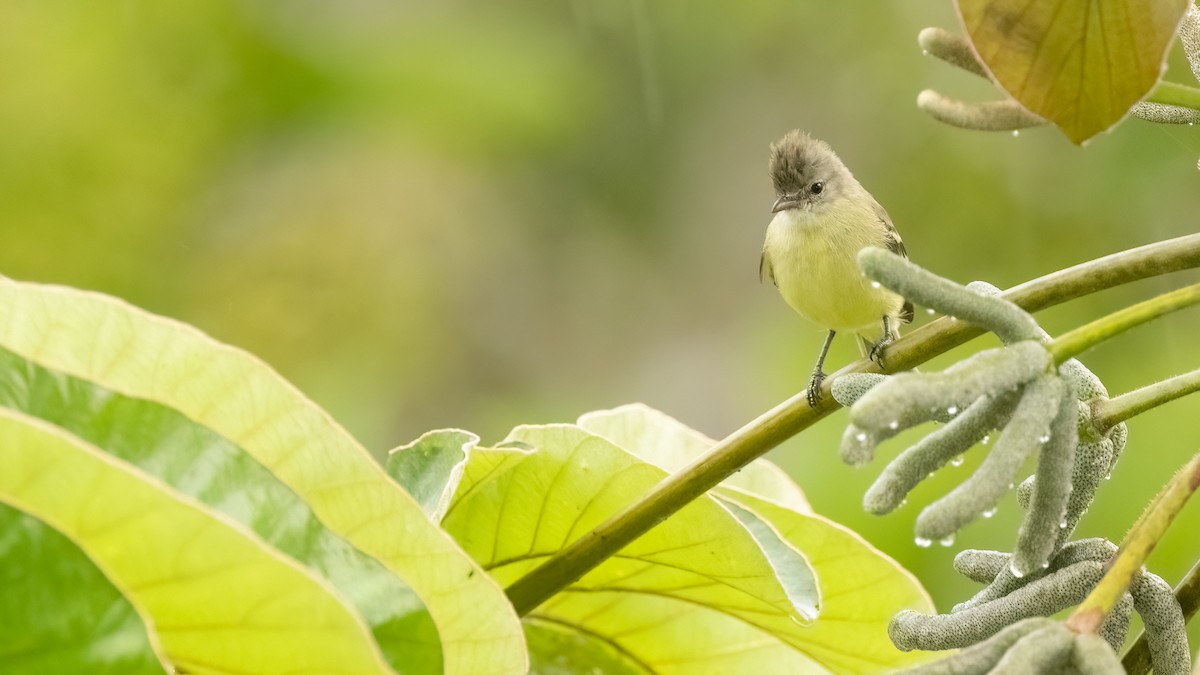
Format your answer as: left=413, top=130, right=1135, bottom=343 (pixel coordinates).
left=763, top=198, right=905, bottom=334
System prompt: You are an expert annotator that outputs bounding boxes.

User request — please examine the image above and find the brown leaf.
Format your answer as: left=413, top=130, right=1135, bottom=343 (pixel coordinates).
left=957, top=0, right=1192, bottom=144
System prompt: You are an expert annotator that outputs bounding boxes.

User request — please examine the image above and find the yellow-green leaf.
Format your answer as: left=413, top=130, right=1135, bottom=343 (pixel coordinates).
left=578, top=403, right=812, bottom=513
left=0, top=505, right=160, bottom=675
left=0, top=344, right=441, bottom=673
left=576, top=404, right=937, bottom=672
left=0, top=408, right=391, bottom=675
left=410, top=418, right=936, bottom=673
left=957, top=0, right=1192, bottom=143
left=0, top=278, right=527, bottom=675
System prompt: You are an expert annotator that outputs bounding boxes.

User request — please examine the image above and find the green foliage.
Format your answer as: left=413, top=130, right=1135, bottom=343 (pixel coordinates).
left=0, top=278, right=525, bottom=674
left=831, top=250, right=1194, bottom=673
left=954, top=0, right=1193, bottom=143
left=388, top=405, right=938, bottom=673
left=897, top=617, right=1126, bottom=675
left=0, top=409, right=394, bottom=675
left=0, top=505, right=160, bottom=675
left=0, top=277, right=939, bottom=673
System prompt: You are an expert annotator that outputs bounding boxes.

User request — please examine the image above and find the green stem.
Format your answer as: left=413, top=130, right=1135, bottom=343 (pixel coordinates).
left=1122, top=556, right=1200, bottom=674
left=504, top=233, right=1200, bottom=616
left=1046, top=283, right=1200, bottom=364
left=1091, top=368, right=1200, bottom=433
left=1066, top=453, right=1200, bottom=633
left=1147, top=80, right=1200, bottom=111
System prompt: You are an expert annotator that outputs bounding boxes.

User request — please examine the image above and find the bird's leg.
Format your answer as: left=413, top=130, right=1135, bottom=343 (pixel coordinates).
left=868, top=316, right=894, bottom=366
left=807, top=330, right=836, bottom=407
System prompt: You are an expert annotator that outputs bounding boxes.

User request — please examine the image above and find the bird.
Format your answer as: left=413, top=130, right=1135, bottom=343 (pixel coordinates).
left=759, top=130, right=913, bottom=408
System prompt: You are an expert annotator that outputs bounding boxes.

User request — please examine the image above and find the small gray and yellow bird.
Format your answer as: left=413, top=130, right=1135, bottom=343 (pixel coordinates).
left=760, top=130, right=913, bottom=407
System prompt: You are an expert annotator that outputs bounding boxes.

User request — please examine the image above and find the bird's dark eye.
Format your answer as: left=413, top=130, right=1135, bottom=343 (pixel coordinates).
left=810, top=181, right=824, bottom=195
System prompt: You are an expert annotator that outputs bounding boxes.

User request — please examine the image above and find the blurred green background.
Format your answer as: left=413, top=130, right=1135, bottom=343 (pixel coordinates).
left=3, top=0, right=1199, bottom=640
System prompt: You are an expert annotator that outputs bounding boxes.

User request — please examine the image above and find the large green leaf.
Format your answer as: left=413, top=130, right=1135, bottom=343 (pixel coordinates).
left=0, top=345, right=440, bottom=673
left=387, top=429, right=530, bottom=523
left=392, top=416, right=935, bottom=673
left=0, top=278, right=527, bottom=674
left=446, top=425, right=815, bottom=620
left=956, top=0, right=1191, bottom=143
left=0, top=505, right=160, bottom=675
left=581, top=405, right=937, bottom=672
left=0, top=408, right=392, bottom=674
left=577, top=403, right=812, bottom=513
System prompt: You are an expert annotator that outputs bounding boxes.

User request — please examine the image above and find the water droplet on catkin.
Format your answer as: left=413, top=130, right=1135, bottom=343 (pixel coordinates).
left=888, top=420, right=899, bottom=430
left=982, top=507, right=997, bottom=519
left=855, top=431, right=868, bottom=444
left=950, top=456, right=964, bottom=467
left=1038, top=434, right=1050, bottom=443
left=1009, top=562, right=1025, bottom=578
left=870, top=281, right=882, bottom=289
left=925, top=307, right=936, bottom=315
left=1012, top=129, right=1020, bottom=137
left=915, top=537, right=932, bottom=548
left=981, top=434, right=991, bottom=445
left=1059, top=519, right=1068, bottom=529
left=947, top=406, right=959, bottom=416
left=938, top=535, right=955, bottom=547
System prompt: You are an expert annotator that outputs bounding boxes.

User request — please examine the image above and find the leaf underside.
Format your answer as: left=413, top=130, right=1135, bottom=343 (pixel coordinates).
left=957, top=0, right=1191, bottom=144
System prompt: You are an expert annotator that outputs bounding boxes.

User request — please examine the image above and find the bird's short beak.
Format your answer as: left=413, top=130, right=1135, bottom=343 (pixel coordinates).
left=771, top=195, right=803, bottom=213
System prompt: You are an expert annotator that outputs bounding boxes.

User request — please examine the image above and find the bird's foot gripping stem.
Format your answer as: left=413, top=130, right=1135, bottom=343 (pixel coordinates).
left=868, top=316, right=895, bottom=366
left=868, top=334, right=894, bottom=366
left=806, top=370, right=826, bottom=408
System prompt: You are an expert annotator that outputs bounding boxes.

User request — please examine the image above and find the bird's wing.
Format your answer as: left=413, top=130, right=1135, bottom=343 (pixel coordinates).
left=759, top=247, right=776, bottom=286
left=872, top=200, right=915, bottom=324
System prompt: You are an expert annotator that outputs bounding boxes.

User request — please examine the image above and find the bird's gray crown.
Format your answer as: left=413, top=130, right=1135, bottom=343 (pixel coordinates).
left=768, top=130, right=846, bottom=195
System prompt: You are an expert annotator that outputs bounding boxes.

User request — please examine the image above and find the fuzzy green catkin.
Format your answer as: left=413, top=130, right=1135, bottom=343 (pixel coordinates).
left=893, top=618, right=1052, bottom=675
left=1131, top=571, right=1192, bottom=675
left=889, top=559, right=1105, bottom=650
left=1132, top=102, right=1200, bottom=125
left=1099, top=592, right=1134, bottom=652
left=917, top=27, right=990, bottom=79
left=915, top=375, right=1064, bottom=540
left=840, top=424, right=880, bottom=467
left=917, top=90, right=1048, bottom=132
left=973, top=279, right=1126, bottom=547
left=954, top=549, right=1010, bottom=583
left=1015, top=475, right=1035, bottom=508
left=953, top=538, right=1115, bottom=613
left=1107, top=421, right=1127, bottom=471
left=1051, top=537, right=1117, bottom=567
left=1018, top=368, right=1123, bottom=546
left=1011, top=384, right=1078, bottom=575
left=1072, top=631, right=1127, bottom=675
left=858, top=248, right=1044, bottom=344
left=831, top=372, right=888, bottom=408
left=1055, top=438, right=1116, bottom=547
left=1059, top=357, right=1112, bottom=403
left=843, top=341, right=1052, bottom=468
left=1181, top=4, right=1200, bottom=83
left=863, top=392, right=1019, bottom=514
left=987, top=623, right=1072, bottom=675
